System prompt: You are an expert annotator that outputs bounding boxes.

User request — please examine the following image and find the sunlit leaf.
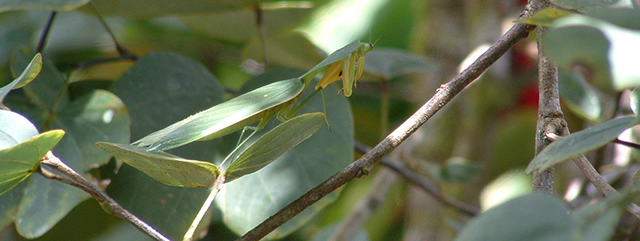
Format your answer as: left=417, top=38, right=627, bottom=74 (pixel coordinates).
left=97, top=142, right=220, bottom=188
left=517, top=8, right=574, bottom=27
left=0, top=110, right=39, bottom=150
left=226, top=112, right=325, bottom=182
left=550, top=0, right=634, bottom=12
left=0, top=130, right=64, bottom=196
left=0, top=53, right=41, bottom=103
left=526, top=116, right=639, bottom=174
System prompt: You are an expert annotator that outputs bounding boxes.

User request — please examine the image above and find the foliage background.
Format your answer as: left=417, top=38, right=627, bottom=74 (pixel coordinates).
left=1, top=0, right=639, bottom=240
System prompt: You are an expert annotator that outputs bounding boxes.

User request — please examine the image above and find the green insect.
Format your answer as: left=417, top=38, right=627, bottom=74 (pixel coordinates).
left=314, top=42, right=374, bottom=97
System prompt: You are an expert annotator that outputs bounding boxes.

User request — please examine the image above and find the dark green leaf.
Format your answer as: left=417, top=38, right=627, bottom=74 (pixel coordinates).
left=0, top=130, right=64, bottom=196
left=631, top=88, right=640, bottom=116
left=181, top=3, right=313, bottom=43
left=455, top=193, right=572, bottom=241
left=226, top=112, right=325, bottom=182
left=57, top=90, right=130, bottom=167
left=87, top=0, right=256, bottom=18
left=97, top=142, right=220, bottom=188
left=0, top=0, right=89, bottom=12
left=364, top=48, right=434, bottom=80
left=526, top=116, right=638, bottom=174
left=558, top=71, right=601, bottom=122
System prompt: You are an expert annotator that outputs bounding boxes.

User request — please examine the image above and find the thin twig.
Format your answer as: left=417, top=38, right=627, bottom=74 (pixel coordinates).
left=36, top=12, right=57, bottom=53
left=614, top=138, right=640, bottom=150
left=255, top=4, right=269, bottom=68
left=355, top=142, right=480, bottom=216
left=236, top=21, right=534, bottom=241
left=89, top=2, right=133, bottom=57
left=40, top=152, right=170, bottom=241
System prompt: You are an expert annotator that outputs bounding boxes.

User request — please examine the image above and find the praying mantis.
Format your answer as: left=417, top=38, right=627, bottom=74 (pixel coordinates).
left=133, top=40, right=376, bottom=153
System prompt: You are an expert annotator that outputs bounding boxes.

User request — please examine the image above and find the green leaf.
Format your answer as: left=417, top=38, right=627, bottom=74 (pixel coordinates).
left=631, top=88, right=640, bottom=116
left=181, top=2, right=313, bottom=43
left=526, top=116, right=638, bottom=174
left=0, top=110, right=39, bottom=150
left=226, top=112, right=325, bottom=182
left=455, top=193, right=572, bottom=241
left=364, top=48, right=434, bottom=80
left=0, top=130, right=64, bottom=196
left=133, top=77, right=305, bottom=151
left=87, top=0, right=257, bottom=18
left=558, top=71, right=602, bottom=122
left=545, top=11, right=640, bottom=90
left=550, top=0, right=634, bottom=12
left=15, top=131, right=89, bottom=238
left=97, top=142, right=220, bottom=188
left=57, top=90, right=130, bottom=168
left=571, top=191, right=637, bottom=241
left=216, top=69, right=354, bottom=239
left=516, top=8, right=574, bottom=27
left=108, top=51, right=225, bottom=240
left=544, top=25, right=612, bottom=90
left=0, top=53, right=41, bottom=104
left=0, top=0, right=89, bottom=12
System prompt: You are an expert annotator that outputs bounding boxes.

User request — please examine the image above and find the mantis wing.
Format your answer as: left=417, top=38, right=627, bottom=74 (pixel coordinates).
left=133, top=78, right=305, bottom=151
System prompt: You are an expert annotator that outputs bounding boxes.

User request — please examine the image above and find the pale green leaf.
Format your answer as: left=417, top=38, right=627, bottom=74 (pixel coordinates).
left=0, top=130, right=64, bottom=196
left=301, top=41, right=365, bottom=84
left=526, top=116, right=638, bottom=174
left=97, top=142, right=220, bottom=188
left=133, top=77, right=305, bottom=151
left=572, top=191, right=637, bottom=241
left=0, top=110, right=39, bottom=150
left=226, top=112, right=325, bottom=182
left=455, top=194, right=572, bottom=241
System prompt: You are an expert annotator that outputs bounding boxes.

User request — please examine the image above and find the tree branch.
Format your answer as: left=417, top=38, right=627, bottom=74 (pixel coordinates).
left=40, top=152, right=170, bottom=241
left=355, top=142, right=480, bottom=216
left=236, top=21, right=534, bottom=241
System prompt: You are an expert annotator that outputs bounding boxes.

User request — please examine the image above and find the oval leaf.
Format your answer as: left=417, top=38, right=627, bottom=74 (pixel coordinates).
left=225, top=112, right=326, bottom=182
left=455, top=194, right=572, bottom=241
left=134, top=77, right=304, bottom=151
left=0, top=53, right=41, bottom=103
left=364, top=48, right=434, bottom=80
left=0, top=110, right=39, bottom=150
left=97, top=142, right=220, bottom=188
left=558, top=71, right=602, bottom=122
left=516, top=8, right=574, bottom=27
left=526, top=116, right=639, bottom=174
left=0, top=130, right=65, bottom=196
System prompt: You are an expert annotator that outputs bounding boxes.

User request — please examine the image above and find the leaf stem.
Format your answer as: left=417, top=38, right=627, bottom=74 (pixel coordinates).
left=40, top=152, right=170, bottom=241
left=183, top=174, right=225, bottom=241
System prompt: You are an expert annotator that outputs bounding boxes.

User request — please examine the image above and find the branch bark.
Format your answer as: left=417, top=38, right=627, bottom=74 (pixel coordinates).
left=40, top=152, right=170, bottom=241
left=236, top=22, right=535, bottom=241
